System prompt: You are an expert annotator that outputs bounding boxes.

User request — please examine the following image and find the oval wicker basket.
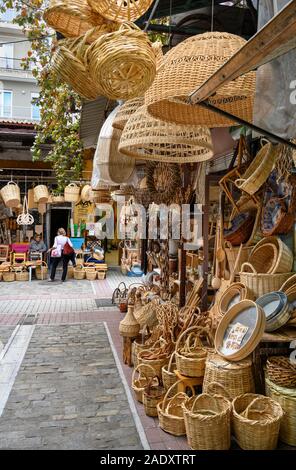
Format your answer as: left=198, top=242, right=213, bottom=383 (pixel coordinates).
left=0, top=181, right=20, bottom=208
left=119, top=105, right=214, bottom=163
left=265, top=377, right=296, bottom=446
left=157, top=380, right=194, bottom=436
left=145, top=32, right=255, bottom=127
left=143, top=375, right=165, bottom=417
left=3, top=271, right=15, bottom=282
left=64, top=183, right=80, bottom=203
left=202, top=353, right=255, bottom=400
left=44, top=0, right=115, bottom=39
left=15, top=271, right=29, bottom=282
left=266, top=356, right=296, bottom=389
left=235, top=143, right=279, bottom=196
left=35, top=261, right=48, bottom=280
left=175, top=326, right=213, bottom=378
left=218, top=282, right=252, bottom=317
left=232, top=393, right=283, bottom=450
left=131, top=363, right=157, bottom=403
left=87, top=22, right=156, bottom=100
left=239, top=262, right=292, bottom=299
left=161, top=352, right=178, bottom=395
left=182, top=393, right=232, bottom=450
left=73, top=267, right=86, bottom=280
left=251, top=236, right=293, bottom=274
left=87, top=0, right=154, bottom=23
left=33, top=185, right=49, bottom=204
left=248, top=242, right=278, bottom=274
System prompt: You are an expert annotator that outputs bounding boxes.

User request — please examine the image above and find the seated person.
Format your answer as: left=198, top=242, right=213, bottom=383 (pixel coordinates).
left=29, top=233, right=47, bottom=260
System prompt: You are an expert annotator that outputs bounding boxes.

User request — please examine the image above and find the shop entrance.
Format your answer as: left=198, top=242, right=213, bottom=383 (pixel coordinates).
left=49, top=207, right=71, bottom=247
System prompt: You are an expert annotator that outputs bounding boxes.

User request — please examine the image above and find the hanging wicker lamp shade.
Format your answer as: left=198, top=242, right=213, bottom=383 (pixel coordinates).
left=112, top=97, right=144, bottom=131
left=87, top=0, right=154, bottom=23
left=44, top=0, right=117, bottom=40
left=118, top=105, right=214, bottom=163
left=92, top=107, right=135, bottom=187
left=145, top=32, right=255, bottom=127
left=86, top=22, right=156, bottom=100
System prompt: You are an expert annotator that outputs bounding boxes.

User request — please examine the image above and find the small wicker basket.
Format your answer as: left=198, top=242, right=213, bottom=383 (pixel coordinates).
left=74, top=266, right=86, bottom=280
left=3, top=271, right=15, bottom=282
left=64, top=183, right=80, bottom=203
left=131, top=363, right=156, bottom=403
left=33, top=185, right=49, bottom=204
left=266, top=356, right=296, bottom=389
left=143, top=375, right=165, bottom=417
left=0, top=181, right=20, bottom=208
left=35, top=261, right=48, bottom=280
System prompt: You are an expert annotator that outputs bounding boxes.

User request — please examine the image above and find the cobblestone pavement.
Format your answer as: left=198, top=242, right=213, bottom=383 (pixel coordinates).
left=0, top=324, right=143, bottom=450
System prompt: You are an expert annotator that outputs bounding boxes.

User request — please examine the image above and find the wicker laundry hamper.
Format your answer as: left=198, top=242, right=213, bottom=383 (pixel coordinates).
left=87, top=23, right=156, bottom=100
left=145, top=32, right=255, bottom=127
left=44, top=0, right=116, bottom=40
left=119, top=105, right=214, bottom=163
left=87, top=0, right=154, bottom=23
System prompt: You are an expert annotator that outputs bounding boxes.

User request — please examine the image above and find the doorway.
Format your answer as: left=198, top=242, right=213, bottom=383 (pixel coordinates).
left=49, top=207, right=71, bottom=247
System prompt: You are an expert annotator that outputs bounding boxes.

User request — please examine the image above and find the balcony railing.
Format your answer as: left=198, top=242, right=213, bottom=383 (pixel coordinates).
left=0, top=57, right=32, bottom=71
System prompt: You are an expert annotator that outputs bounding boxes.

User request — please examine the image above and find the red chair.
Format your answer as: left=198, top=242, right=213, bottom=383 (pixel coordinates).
left=10, top=243, right=30, bottom=264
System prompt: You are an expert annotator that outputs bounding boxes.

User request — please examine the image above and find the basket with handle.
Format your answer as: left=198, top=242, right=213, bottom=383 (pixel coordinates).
left=131, top=333, right=151, bottom=368
left=218, top=282, right=252, bottom=317
left=224, top=241, right=253, bottom=275
left=143, top=375, right=165, bottom=417
left=0, top=181, right=20, bottom=208
left=239, top=262, right=292, bottom=298
left=73, top=265, right=86, bottom=280
left=87, top=0, right=154, bottom=23
left=137, top=341, right=170, bottom=379
left=232, top=393, right=283, bottom=450
left=86, top=22, right=156, bottom=100
left=131, top=363, right=157, bottom=403
left=33, top=185, right=49, bottom=203
left=250, top=236, right=293, bottom=274
left=51, top=194, right=65, bottom=204
left=157, top=380, right=195, bottom=436
left=175, top=326, right=214, bottom=378
left=64, top=183, right=80, bottom=203
left=85, top=267, right=97, bottom=281
left=3, top=269, right=15, bottom=282
left=161, top=352, right=178, bottom=395
left=35, top=261, right=48, bottom=280
left=182, top=392, right=232, bottom=450
left=266, top=356, right=296, bottom=389
left=248, top=242, right=278, bottom=274
left=14, top=266, right=29, bottom=282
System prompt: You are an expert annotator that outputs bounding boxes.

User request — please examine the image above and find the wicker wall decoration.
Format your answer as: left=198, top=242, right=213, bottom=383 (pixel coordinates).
left=87, top=0, right=154, bottom=23
left=44, top=0, right=117, bottom=39
left=145, top=32, right=255, bottom=127
left=86, top=23, right=156, bottom=100
left=118, top=105, right=214, bottom=163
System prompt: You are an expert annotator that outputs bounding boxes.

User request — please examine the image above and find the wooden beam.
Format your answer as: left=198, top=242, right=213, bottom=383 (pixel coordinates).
left=0, top=159, right=52, bottom=170
left=189, top=0, right=296, bottom=104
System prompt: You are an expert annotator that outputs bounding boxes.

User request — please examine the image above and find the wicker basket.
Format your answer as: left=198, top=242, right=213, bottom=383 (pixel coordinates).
left=3, top=271, right=15, bottom=282
left=248, top=242, right=277, bottom=274
left=235, top=143, right=279, bottom=196
left=175, top=326, right=213, bottom=378
left=131, top=336, right=151, bottom=368
left=138, top=349, right=170, bottom=379
left=118, top=105, right=214, bottom=163
left=131, top=363, right=156, bottom=403
left=218, top=282, right=252, bottom=317
left=119, top=304, right=140, bottom=338
left=51, top=194, right=65, bottom=204
left=239, top=262, right=292, bottom=299
left=97, top=271, right=106, bottom=280
left=251, top=236, right=293, bottom=274
left=33, top=185, right=49, bottom=204
left=266, top=356, right=296, bottom=389
left=145, top=32, right=255, bottom=127
left=15, top=270, right=29, bottom=282
left=162, top=352, right=178, bottom=395
left=157, top=381, right=194, bottom=436
left=67, top=265, right=74, bottom=279
left=224, top=212, right=255, bottom=246
left=64, top=183, right=80, bottom=203
left=81, top=185, right=92, bottom=202
left=182, top=393, right=231, bottom=450
left=232, top=393, right=283, bottom=450
left=112, top=97, right=144, bottom=130
left=88, top=0, right=154, bottom=22
left=265, top=377, right=296, bottom=446
left=143, top=375, right=165, bottom=417
left=35, top=261, right=48, bottom=280
left=87, top=22, right=156, bottom=100
left=202, top=354, right=255, bottom=400
left=280, top=273, right=296, bottom=293
left=224, top=242, right=253, bottom=276
left=85, top=268, right=97, bottom=281
left=73, top=266, right=86, bottom=280
left=0, top=181, right=20, bottom=208
left=44, top=0, right=114, bottom=39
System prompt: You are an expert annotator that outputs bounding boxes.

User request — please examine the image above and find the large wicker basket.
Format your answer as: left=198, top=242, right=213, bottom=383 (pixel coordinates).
left=73, top=266, right=86, bottom=280
left=239, top=262, right=292, bottom=299
left=251, top=236, right=293, bottom=274
left=232, top=393, right=283, bottom=450
left=33, top=185, right=49, bottom=204
left=87, top=22, right=156, bottom=100
left=119, top=105, right=214, bottom=163
left=182, top=393, right=231, bottom=450
left=145, top=32, right=255, bottom=127
left=85, top=267, right=97, bottom=281
left=87, top=0, right=154, bottom=23
left=35, top=261, right=48, bottom=280
left=0, top=181, right=20, bottom=208
left=64, top=183, right=80, bottom=203
left=175, top=326, right=213, bottom=378
left=157, top=381, right=194, bottom=436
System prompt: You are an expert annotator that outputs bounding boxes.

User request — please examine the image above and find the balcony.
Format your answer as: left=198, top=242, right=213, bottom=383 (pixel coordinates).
left=0, top=58, right=35, bottom=83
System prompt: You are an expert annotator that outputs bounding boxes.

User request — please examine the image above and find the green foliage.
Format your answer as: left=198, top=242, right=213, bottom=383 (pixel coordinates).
left=0, top=0, right=83, bottom=192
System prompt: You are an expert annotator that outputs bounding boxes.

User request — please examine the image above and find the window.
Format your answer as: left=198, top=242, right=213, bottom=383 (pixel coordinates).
left=0, top=43, right=14, bottom=69
left=0, top=90, right=12, bottom=117
left=31, top=92, right=40, bottom=120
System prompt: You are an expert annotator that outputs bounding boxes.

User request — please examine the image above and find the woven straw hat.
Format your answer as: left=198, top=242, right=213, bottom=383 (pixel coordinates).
left=44, top=0, right=117, bottom=40
left=145, top=32, right=255, bottom=127
left=87, top=0, right=154, bottom=23
left=119, top=105, right=214, bottom=163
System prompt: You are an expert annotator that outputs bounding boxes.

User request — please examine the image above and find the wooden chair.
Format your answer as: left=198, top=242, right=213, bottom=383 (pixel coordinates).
left=0, top=245, right=9, bottom=262
left=174, top=370, right=203, bottom=393
left=10, top=243, right=30, bottom=264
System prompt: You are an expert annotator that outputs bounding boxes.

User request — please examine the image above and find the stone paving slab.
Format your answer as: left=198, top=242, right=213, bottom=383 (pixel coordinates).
left=0, top=323, right=143, bottom=450
left=0, top=326, right=15, bottom=349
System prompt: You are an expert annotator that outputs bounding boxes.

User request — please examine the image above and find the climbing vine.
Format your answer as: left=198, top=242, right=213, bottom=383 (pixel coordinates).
left=0, top=1, right=83, bottom=192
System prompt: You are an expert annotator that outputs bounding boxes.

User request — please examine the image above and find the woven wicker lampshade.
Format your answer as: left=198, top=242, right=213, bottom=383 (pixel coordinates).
left=44, top=0, right=117, bottom=40
left=87, top=23, right=156, bottom=100
left=112, top=97, right=144, bottom=131
left=119, top=105, right=214, bottom=163
left=145, top=32, right=255, bottom=127
left=87, top=0, right=154, bottom=23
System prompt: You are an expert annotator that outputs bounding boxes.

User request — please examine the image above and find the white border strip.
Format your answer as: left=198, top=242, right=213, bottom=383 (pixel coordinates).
left=103, top=322, right=150, bottom=450
left=0, top=325, right=20, bottom=362
left=90, top=281, right=97, bottom=296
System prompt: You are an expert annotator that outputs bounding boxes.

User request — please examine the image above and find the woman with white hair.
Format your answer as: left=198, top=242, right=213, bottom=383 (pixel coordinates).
left=48, top=227, right=74, bottom=282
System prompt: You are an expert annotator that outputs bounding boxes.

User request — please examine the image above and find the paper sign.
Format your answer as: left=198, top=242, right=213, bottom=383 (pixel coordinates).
left=223, top=322, right=249, bottom=352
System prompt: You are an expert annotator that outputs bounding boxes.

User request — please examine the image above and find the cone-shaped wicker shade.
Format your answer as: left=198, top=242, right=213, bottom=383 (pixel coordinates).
left=44, top=0, right=116, bottom=40
left=118, top=105, right=214, bottom=163
left=145, top=32, right=255, bottom=127
left=87, top=0, right=154, bottom=23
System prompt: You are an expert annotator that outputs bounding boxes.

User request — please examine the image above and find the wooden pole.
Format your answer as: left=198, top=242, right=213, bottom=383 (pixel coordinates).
left=201, top=174, right=210, bottom=312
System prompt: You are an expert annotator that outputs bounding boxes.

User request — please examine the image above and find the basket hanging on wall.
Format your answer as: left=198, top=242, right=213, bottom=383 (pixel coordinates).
left=145, top=32, right=255, bottom=127
left=44, top=0, right=117, bottom=39
left=87, top=0, right=154, bottom=23
left=86, top=22, right=156, bottom=100
left=118, top=105, right=214, bottom=163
